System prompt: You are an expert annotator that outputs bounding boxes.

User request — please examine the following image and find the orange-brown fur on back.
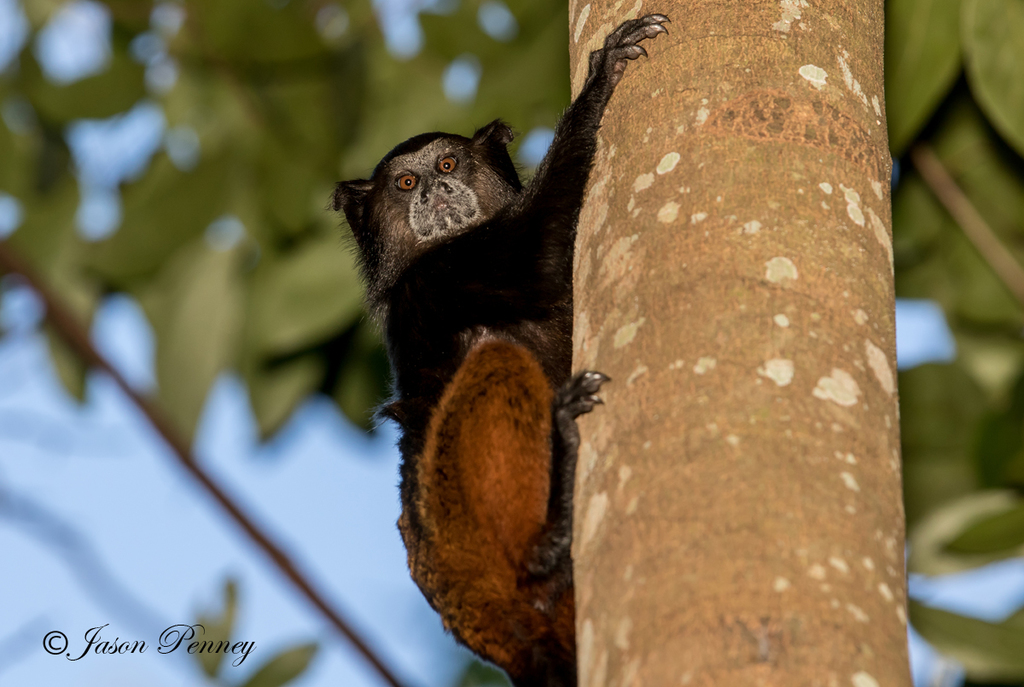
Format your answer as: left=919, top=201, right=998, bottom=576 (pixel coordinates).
left=399, top=339, right=575, bottom=679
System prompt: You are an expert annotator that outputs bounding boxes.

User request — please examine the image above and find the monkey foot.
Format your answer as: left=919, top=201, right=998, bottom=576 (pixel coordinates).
left=555, top=370, right=611, bottom=419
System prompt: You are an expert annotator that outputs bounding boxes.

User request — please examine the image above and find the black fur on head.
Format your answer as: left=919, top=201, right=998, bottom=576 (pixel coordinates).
left=332, top=119, right=523, bottom=318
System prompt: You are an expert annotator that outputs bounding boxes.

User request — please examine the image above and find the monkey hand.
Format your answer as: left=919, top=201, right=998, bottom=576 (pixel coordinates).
left=587, top=13, right=670, bottom=89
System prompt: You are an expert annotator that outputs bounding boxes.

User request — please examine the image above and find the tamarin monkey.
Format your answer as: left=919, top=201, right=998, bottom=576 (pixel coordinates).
left=332, top=14, right=668, bottom=686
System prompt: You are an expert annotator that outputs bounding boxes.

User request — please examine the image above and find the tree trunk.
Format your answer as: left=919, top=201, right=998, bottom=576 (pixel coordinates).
left=568, top=1, right=913, bottom=685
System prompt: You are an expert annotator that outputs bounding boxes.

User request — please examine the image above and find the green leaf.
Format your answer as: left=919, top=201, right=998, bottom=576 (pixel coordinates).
left=195, top=579, right=238, bottom=678
left=244, top=355, right=325, bottom=440
left=895, top=98, right=1024, bottom=330
left=908, top=490, right=1024, bottom=574
left=932, top=97, right=1024, bottom=248
left=893, top=102, right=1024, bottom=383
left=164, top=45, right=365, bottom=242
left=894, top=183, right=1022, bottom=329
left=20, top=49, right=146, bottom=125
left=257, top=141, right=323, bottom=237
left=253, top=68, right=350, bottom=167
left=884, top=0, right=962, bottom=155
left=20, top=0, right=63, bottom=28
left=6, top=176, right=101, bottom=402
left=86, top=153, right=234, bottom=289
left=184, top=0, right=327, bottom=64
left=160, top=67, right=256, bottom=162
left=425, top=0, right=569, bottom=128
left=962, top=0, right=1024, bottom=156
left=44, top=262, right=100, bottom=401
left=898, top=363, right=985, bottom=528
left=342, top=6, right=568, bottom=178
left=239, top=642, right=318, bottom=687
left=946, top=502, right=1024, bottom=553
left=140, top=240, right=244, bottom=443
left=456, top=659, right=512, bottom=687
left=101, top=0, right=153, bottom=34
left=973, top=368, right=1024, bottom=488
left=41, top=249, right=100, bottom=402
left=0, top=112, right=29, bottom=194
left=892, top=173, right=948, bottom=268
left=5, top=176, right=78, bottom=277
left=339, top=41, right=463, bottom=177
left=245, top=233, right=363, bottom=358
left=974, top=412, right=1024, bottom=488
left=1005, top=446, right=1024, bottom=486
left=955, top=331, right=1024, bottom=401
left=910, top=601, right=1024, bottom=681
left=331, top=321, right=390, bottom=430
left=43, top=327, right=87, bottom=401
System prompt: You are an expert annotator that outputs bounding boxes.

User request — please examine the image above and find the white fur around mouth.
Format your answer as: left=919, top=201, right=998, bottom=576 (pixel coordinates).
left=409, top=181, right=480, bottom=241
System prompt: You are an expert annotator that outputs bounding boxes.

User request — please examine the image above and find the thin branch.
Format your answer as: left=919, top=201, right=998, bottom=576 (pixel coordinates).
left=911, top=145, right=1024, bottom=307
left=0, top=241, right=412, bottom=687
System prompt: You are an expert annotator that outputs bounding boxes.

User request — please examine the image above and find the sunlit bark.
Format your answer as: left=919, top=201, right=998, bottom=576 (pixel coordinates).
left=569, top=1, right=912, bottom=684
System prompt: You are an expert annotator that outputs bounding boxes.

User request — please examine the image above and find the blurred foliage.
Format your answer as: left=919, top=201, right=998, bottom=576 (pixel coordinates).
left=888, top=0, right=1024, bottom=676
left=910, top=601, right=1024, bottom=683
left=0, top=0, right=569, bottom=441
left=194, top=579, right=319, bottom=687
left=1, top=0, right=1024, bottom=682
left=0, top=1, right=565, bottom=684
left=456, top=659, right=513, bottom=686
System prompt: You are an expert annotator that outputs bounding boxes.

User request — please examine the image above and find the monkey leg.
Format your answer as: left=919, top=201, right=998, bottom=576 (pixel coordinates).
left=527, top=371, right=611, bottom=586
left=405, top=339, right=576, bottom=686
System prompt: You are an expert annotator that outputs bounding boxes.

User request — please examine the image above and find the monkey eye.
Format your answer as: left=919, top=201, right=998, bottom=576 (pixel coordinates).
left=397, top=174, right=417, bottom=190
left=438, top=157, right=457, bottom=173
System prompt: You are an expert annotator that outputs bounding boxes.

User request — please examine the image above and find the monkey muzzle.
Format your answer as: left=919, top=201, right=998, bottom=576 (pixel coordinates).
left=409, top=178, right=481, bottom=240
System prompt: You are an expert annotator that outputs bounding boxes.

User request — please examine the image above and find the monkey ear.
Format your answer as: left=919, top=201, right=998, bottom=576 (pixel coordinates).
left=333, top=180, right=373, bottom=242
left=332, top=179, right=373, bottom=212
left=472, top=119, right=515, bottom=149
left=332, top=179, right=374, bottom=230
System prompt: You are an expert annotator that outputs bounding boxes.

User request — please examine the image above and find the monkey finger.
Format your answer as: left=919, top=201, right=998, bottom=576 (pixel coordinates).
left=620, top=23, right=667, bottom=48
left=612, top=44, right=648, bottom=62
left=608, top=13, right=671, bottom=47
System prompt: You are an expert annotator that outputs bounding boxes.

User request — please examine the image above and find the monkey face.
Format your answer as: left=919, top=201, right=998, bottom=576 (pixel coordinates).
left=332, top=120, right=522, bottom=299
left=386, top=140, right=482, bottom=241
left=386, top=139, right=483, bottom=242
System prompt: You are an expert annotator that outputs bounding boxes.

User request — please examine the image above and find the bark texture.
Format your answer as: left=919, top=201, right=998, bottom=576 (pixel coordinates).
left=568, top=1, right=913, bottom=685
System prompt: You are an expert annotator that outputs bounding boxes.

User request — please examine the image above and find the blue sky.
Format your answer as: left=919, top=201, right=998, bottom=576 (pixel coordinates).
left=0, top=305, right=468, bottom=687
left=1, top=2, right=1023, bottom=687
